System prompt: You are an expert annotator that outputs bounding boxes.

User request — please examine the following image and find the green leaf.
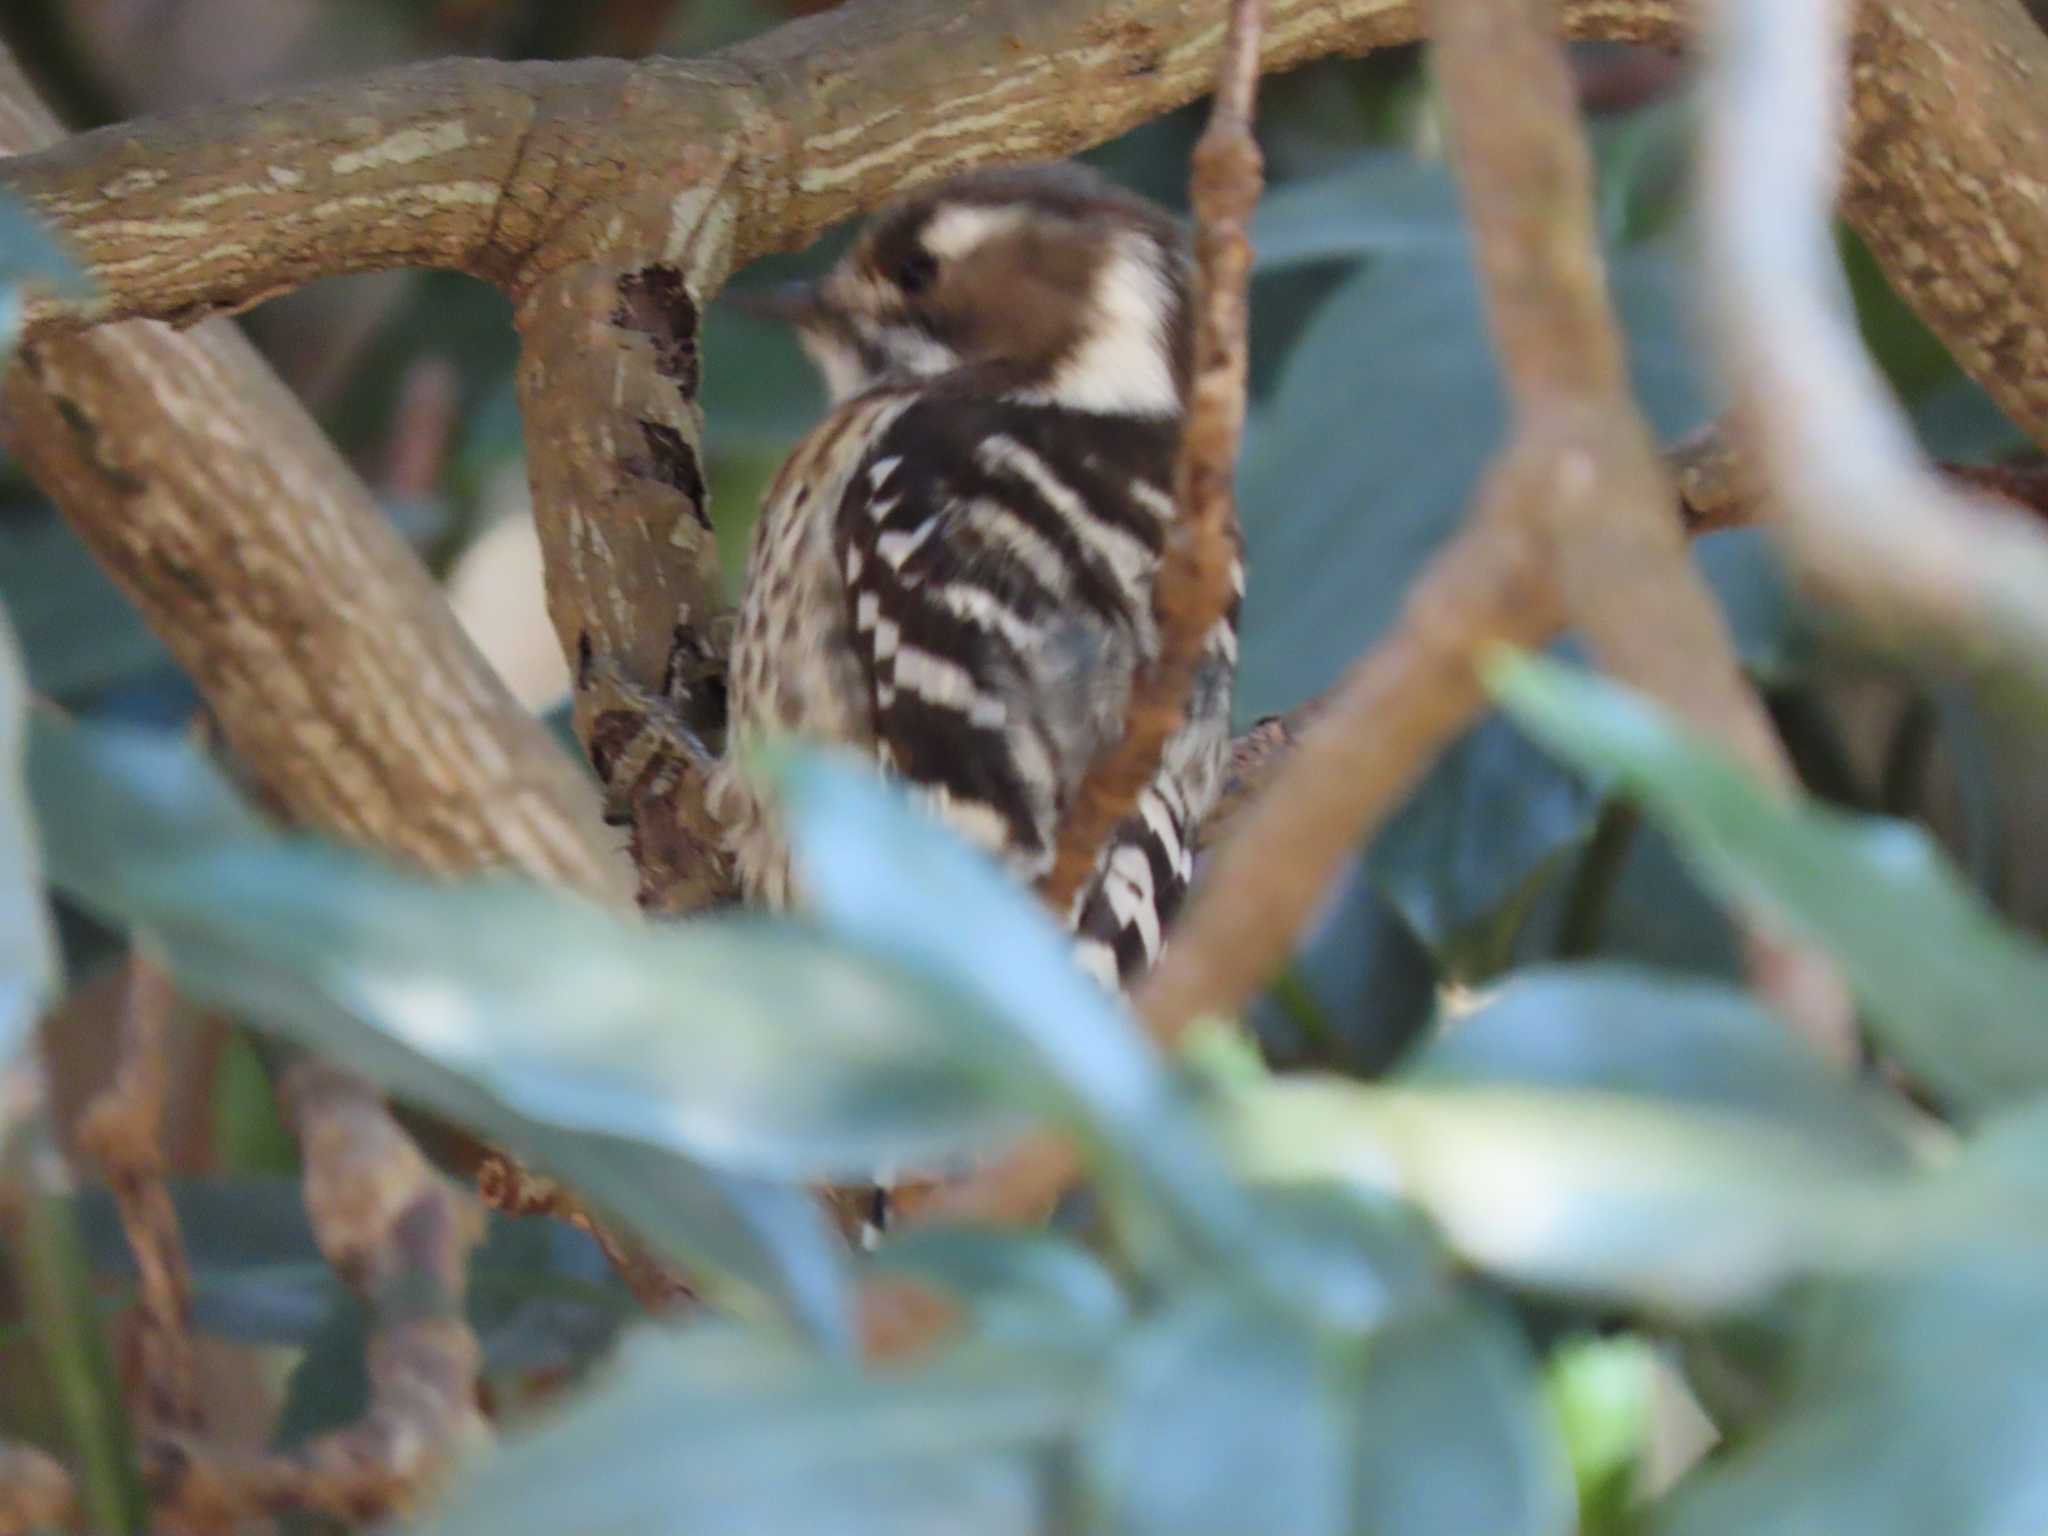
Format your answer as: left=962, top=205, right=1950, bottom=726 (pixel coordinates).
left=1368, top=708, right=1601, bottom=970
left=1080, top=1287, right=1350, bottom=1536
left=1079, top=1285, right=1570, bottom=1536
left=27, top=712, right=270, bottom=874
left=1348, top=1298, right=1576, bottom=1536
left=30, top=714, right=886, bottom=1343
left=1695, top=530, right=1816, bottom=689
left=1588, top=89, right=1697, bottom=246
left=1656, top=1266, right=2048, bottom=1536
left=1404, top=965, right=1914, bottom=1166
left=1225, top=1078, right=1913, bottom=1313
left=778, top=753, right=1270, bottom=1281
left=0, top=609, right=55, bottom=1109
left=1567, top=811, right=1746, bottom=982
left=271, top=1291, right=369, bottom=1449
left=1248, top=866, right=1438, bottom=1078
left=1491, top=653, right=2048, bottom=1117
left=467, top=1216, right=636, bottom=1400
left=1840, top=224, right=1956, bottom=411
left=1911, top=371, right=2030, bottom=463
left=1235, top=239, right=1709, bottom=724
left=1250, top=148, right=1468, bottom=271
left=419, top=1325, right=1085, bottom=1536
left=1546, top=1334, right=1656, bottom=1531
left=135, top=853, right=1023, bottom=1184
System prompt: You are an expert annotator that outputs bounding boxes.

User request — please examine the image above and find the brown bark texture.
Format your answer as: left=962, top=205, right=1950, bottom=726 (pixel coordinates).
left=0, top=50, right=629, bottom=903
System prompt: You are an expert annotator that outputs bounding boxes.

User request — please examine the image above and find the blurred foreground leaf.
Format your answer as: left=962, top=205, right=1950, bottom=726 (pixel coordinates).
left=778, top=754, right=1271, bottom=1284
left=1492, top=654, right=2048, bottom=1117
left=1081, top=1285, right=1570, bottom=1536
left=421, top=1325, right=1084, bottom=1536
left=1406, top=966, right=1915, bottom=1165
left=32, top=717, right=1014, bottom=1343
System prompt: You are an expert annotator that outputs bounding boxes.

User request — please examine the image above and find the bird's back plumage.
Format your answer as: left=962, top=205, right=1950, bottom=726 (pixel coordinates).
left=715, top=164, right=1239, bottom=988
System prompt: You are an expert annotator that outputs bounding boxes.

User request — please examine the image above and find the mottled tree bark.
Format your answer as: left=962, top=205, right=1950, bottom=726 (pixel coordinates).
left=0, top=49, right=628, bottom=899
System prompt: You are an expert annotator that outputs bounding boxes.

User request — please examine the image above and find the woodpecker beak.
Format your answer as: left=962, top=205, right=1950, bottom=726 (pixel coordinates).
left=725, top=276, right=874, bottom=403
left=723, top=279, right=834, bottom=332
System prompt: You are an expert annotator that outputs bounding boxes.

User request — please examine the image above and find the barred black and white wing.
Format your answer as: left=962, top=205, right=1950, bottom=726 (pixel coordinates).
left=829, top=395, right=1238, bottom=987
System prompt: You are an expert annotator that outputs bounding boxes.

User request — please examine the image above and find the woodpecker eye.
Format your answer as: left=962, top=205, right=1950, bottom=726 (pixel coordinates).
left=895, top=249, right=939, bottom=296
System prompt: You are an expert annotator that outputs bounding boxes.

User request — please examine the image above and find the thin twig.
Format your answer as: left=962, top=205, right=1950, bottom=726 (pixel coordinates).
left=476, top=1150, right=696, bottom=1313
left=1704, top=0, right=2048, bottom=708
left=77, top=951, right=201, bottom=1438
left=147, top=1064, right=485, bottom=1527
left=1036, top=0, right=1267, bottom=916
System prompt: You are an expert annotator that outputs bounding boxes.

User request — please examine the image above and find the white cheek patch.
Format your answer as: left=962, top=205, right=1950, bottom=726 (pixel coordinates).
left=920, top=203, right=1029, bottom=261
left=877, top=324, right=961, bottom=378
left=1019, top=231, right=1181, bottom=418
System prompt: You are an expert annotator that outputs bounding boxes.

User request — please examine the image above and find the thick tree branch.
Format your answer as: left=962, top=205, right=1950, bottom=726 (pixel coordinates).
left=513, top=259, right=735, bottom=913
left=0, top=50, right=629, bottom=901
left=0, top=43, right=645, bottom=1519
left=0, top=2, right=1687, bottom=335
left=0, top=58, right=581, bottom=328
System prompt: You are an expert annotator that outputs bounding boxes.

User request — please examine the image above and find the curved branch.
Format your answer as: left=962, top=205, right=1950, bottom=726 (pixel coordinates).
left=0, top=47, right=631, bottom=899
left=1706, top=0, right=2048, bottom=704
left=1, top=58, right=565, bottom=327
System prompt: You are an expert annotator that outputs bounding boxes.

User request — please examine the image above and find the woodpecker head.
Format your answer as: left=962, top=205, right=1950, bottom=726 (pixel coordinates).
left=739, top=164, right=1193, bottom=417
